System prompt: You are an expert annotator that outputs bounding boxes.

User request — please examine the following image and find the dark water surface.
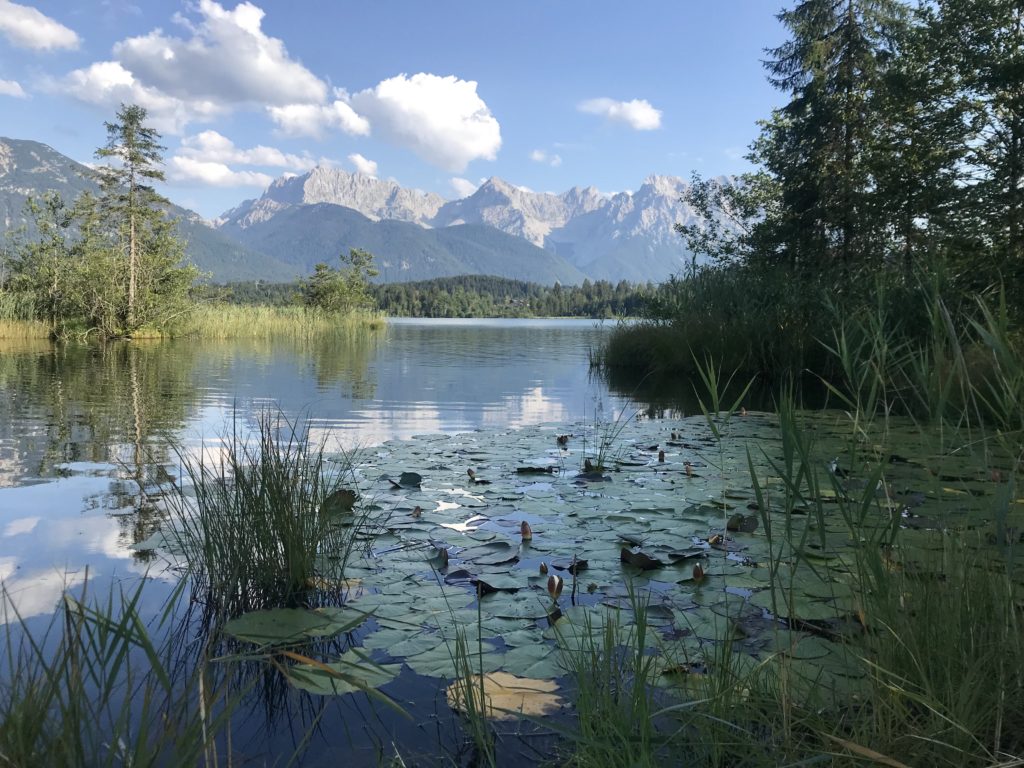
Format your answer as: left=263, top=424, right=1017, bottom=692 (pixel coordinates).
left=0, top=318, right=636, bottom=765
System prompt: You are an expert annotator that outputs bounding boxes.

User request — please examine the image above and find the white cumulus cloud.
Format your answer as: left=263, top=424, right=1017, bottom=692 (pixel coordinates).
left=267, top=99, right=370, bottom=139
left=350, top=73, right=501, bottom=172
left=449, top=177, right=480, bottom=198
left=348, top=152, right=377, bottom=177
left=0, top=0, right=79, bottom=50
left=529, top=149, right=562, bottom=167
left=578, top=97, right=662, bottom=130
left=113, top=0, right=326, bottom=106
left=168, top=155, right=273, bottom=187
left=0, top=78, right=26, bottom=97
left=58, top=61, right=223, bottom=134
left=179, top=130, right=312, bottom=170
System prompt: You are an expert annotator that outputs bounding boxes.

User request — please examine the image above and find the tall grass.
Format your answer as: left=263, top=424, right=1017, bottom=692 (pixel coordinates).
left=168, top=410, right=384, bottom=618
left=175, top=304, right=385, bottom=340
left=0, top=292, right=51, bottom=339
left=569, top=285, right=1023, bottom=766
left=0, top=577, right=231, bottom=767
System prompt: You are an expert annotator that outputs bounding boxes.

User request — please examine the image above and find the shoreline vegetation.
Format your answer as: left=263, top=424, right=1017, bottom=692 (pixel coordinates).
left=0, top=304, right=386, bottom=341
left=1, top=322, right=1020, bottom=764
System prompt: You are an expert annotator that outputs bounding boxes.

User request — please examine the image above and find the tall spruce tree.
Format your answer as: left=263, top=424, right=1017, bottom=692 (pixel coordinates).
left=95, top=103, right=193, bottom=334
left=755, top=0, right=908, bottom=276
left=929, top=0, right=1024, bottom=288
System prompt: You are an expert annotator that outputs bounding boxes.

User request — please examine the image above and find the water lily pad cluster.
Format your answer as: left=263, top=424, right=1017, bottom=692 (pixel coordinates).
left=160, top=410, right=1023, bottom=713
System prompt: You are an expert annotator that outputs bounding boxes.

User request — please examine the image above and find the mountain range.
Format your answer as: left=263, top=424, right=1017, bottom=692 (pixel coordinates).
left=1, top=136, right=711, bottom=285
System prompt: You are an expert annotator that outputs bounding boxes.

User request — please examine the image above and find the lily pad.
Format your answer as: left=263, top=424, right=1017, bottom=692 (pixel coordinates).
left=446, top=671, right=564, bottom=720
left=285, top=648, right=400, bottom=695
left=321, top=488, right=358, bottom=514
left=223, top=606, right=369, bottom=646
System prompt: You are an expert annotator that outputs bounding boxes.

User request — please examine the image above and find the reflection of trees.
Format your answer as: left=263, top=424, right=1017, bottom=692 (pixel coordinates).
left=307, top=328, right=380, bottom=400
left=0, top=338, right=199, bottom=550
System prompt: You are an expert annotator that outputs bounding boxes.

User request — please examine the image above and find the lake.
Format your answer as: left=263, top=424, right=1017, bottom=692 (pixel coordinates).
left=0, top=318, right=627, bottom=618
left=1, top=318, right=1016, bottom=766
left=0, top=318, right=635, bottom=764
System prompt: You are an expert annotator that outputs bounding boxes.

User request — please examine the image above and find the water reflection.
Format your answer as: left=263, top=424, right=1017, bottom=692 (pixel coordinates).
left=0, top=320, right=619, bottom=619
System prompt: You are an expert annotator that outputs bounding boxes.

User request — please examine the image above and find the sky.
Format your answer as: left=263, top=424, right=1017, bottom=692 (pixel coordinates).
left=0, top=1, right=788, bottom=219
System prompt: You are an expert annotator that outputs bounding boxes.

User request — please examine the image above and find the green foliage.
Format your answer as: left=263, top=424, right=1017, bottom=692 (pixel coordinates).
left=167, top=411, right=384, bottom=618
left=676, top=1, right=1022, bottom=299
left=194, top=274, right=652, bottom=318
left=0, top=579, right=228, bottom=767
left=300, top=247, right=378, bottom=313
left=1, top=104, right=196, bottom=338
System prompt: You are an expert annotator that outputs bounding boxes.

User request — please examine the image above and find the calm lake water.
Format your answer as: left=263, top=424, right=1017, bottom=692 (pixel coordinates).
left=0, top=318, right=627, bottom=619
left=0, top=318, right=1015, bottom=766
left=0, top=317, right=638, bottom=765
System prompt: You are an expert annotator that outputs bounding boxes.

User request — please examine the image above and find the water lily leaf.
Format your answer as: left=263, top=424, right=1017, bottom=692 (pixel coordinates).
left=388, top=472, right=422, bottom=489
left=620, top=547, right=663, bottom=570
left=404, top=639, right=503, bottom=678
left=223, top=607, right=368, bottom=646
left=726, top=513, right=759, bottom=533
left=285, top=648, right=399, bottom=695
left=446, top=672, right=563, bottom=720
left=473, top=574, right=523, bottom=593
left=617, top=533, right=646, bottom=547
left=666, top=548, right=707, bottom=562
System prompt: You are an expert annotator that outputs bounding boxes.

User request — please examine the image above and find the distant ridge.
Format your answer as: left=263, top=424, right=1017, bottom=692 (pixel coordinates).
left=2, top=135, right=723, bottom=285
left=0, top=136, right=294, bottom=282
left=217, top=166, right=718, bottom=282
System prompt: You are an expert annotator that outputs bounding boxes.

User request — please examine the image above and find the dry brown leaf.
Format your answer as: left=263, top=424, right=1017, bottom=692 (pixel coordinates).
left=446, top=672, right=563, bottom=720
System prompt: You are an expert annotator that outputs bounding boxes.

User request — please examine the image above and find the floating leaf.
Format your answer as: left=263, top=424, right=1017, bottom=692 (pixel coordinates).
left=285, top=648, right=399, bottom=696
left=620, top=547, right=663, bottom=570
left=446, top=672, right=563, bottom=720
left=223, top=607, right=368, bottom=646
left=388, top=472, right=422, bottom=489
left=726, top=513, right=759, bottom=533
left=666, top=548, right=707, bottom=562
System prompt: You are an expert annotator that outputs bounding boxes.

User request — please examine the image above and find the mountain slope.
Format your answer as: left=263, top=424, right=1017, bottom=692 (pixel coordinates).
left=222, top=167, right=710, bottom=283
left=431, top=177, right=608, bottom=246
left=0, top=137, right=294, bottom=282
left=222, top=203, right=585, bottom=285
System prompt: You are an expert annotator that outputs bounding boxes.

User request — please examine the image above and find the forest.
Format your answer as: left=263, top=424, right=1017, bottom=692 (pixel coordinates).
left=199, top=274, right=653, bottom=319
left=604, top=0, right=1024, bottom=378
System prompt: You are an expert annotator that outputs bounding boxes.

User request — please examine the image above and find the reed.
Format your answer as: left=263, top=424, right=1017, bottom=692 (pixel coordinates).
left=174, top=304, right=385, bottom=340
left=167, top=410, right=384, bottom=618
left=0, top=577, right=231, bottom=767
left=565, top=287, right=1024, bottom=766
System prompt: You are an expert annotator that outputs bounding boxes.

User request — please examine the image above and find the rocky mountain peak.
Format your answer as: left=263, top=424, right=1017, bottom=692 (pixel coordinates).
left=219, top=165, right=446, bottom=230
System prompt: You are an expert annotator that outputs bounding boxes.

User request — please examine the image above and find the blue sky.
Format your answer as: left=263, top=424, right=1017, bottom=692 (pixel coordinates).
left=0, top=1, right=787, bottom=218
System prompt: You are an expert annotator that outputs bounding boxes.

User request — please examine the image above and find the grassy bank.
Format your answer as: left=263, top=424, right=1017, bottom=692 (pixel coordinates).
left=0, top=303, right=385, bottom=341
left=600, top=265, right=1022, bottom=400
left=171, top=303, right=385, bottom=340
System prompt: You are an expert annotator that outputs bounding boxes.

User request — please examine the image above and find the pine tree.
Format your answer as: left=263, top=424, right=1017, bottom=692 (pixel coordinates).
left=95, top=103, right=194, bottom=334
left=757, top=0, right=908, bottom=274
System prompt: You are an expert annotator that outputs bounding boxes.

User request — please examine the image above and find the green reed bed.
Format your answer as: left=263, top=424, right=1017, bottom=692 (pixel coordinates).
left=0, top=578, right=230, bottom=768
left=563, top=291, right=1023, bottom=767
left=176, top=304, right=385, bottom=340
left=167, top=411, right=386, bottom=618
